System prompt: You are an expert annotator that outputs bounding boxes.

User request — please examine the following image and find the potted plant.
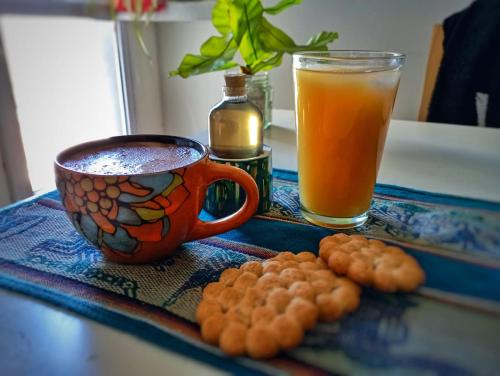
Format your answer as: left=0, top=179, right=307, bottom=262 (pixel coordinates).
left=169, top=0, right=338, bottom=127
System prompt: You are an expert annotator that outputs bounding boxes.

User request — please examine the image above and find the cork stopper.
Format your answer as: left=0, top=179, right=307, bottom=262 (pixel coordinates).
left=224, top=73, right=247, bottom=96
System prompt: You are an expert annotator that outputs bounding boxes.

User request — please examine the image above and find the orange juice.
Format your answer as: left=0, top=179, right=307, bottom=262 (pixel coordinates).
left=294, top=67, right=401, bottom=222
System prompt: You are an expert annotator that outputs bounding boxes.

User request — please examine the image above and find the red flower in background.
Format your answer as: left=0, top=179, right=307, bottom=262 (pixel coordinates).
left=114, top=0, right=167, bottom=13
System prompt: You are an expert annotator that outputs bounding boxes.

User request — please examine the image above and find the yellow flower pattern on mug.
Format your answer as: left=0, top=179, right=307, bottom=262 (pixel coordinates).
left=57, top=169, right=190, bottom=254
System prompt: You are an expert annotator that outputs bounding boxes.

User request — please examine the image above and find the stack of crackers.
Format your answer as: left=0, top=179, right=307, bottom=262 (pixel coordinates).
left=196, top=233, right=425, bottom=359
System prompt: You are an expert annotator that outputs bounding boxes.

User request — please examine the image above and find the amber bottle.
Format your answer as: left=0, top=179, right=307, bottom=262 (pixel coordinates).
left=208, top=73, right=263, bottom=159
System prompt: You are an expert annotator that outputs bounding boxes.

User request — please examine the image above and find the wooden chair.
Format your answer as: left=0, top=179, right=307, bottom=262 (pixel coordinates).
left=418, top=24, right=444, bottom=121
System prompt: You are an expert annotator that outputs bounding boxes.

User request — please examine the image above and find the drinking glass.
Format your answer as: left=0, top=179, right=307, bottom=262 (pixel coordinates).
left=293, top=51, right=405, bottom=228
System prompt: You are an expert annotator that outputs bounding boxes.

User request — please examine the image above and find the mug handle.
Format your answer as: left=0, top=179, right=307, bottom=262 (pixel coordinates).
left=186, top=161, right=259, bottom=241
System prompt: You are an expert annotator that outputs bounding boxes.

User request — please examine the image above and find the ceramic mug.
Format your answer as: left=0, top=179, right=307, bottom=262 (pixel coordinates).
left=54, top=135, right=259, bottom=264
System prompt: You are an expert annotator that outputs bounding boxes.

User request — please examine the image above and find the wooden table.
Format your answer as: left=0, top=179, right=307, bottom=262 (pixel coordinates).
left=1, top=113, right=499, bottom=375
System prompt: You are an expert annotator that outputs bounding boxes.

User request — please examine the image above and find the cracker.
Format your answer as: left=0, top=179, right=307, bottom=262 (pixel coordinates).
left=320, top=233, right=425, bottom=292
left=197, top=252, right=361, bottom=359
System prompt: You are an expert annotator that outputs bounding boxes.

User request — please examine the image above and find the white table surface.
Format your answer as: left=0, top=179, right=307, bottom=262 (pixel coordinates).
left=2, top=112, right=500, bottom=375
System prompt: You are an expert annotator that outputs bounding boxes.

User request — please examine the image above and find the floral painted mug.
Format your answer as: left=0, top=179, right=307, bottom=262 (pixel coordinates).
left=55, top=135, right=259, bottom=264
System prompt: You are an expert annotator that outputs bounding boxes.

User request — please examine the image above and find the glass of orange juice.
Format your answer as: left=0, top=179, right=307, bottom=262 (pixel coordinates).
left=293, top=51, right=405, bottom=228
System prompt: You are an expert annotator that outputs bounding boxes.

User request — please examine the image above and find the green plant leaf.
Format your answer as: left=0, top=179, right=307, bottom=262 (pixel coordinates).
left=213, top=0, right=262, bottom=46
left=263, top=0, right=301, bottom=15
left=249, top=52, right=284, bottom=73
left=258, top=17, right=296, bottom=52
left=239, top=0, right=263, bottom=55
left=257, top=20, right=337, bottom=54
left=240, top=30, right=272, bottom=67
left=301, top=31, right=339, bottom=50
left=171, top=0, right=338, bottom=78
left=170, top=35, right=238, bottom=78
left=236, top=0, right=266, bottom=67
left=170, top=54, right=238, bottom=78
left=239, top=0, right=264, bottom=21
left=200, top=35, right=234, bottom=57
left=212, top=0, right=232, bottom=35
left=272, top=30, right=338, bottom=53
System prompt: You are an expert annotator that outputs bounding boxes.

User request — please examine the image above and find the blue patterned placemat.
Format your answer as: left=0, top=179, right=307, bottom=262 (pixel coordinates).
left=1, top=169, right=499, bottom=375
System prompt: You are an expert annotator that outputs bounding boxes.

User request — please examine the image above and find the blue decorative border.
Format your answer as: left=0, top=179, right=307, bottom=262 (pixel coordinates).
left=273, top=169, right=500, bottom=212
left=217, top=217, right=500, bottom=303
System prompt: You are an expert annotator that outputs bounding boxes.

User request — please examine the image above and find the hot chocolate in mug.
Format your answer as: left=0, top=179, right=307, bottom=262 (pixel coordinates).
left=55, top=135, right=259, bottom=264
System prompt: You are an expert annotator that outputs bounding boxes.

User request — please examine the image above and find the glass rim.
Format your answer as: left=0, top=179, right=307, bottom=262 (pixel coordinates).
left=293, top=50, right=405, bottom=61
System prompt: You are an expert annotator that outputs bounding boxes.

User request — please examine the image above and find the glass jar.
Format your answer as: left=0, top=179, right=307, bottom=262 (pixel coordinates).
left=246, top=72, right=273, bottom=129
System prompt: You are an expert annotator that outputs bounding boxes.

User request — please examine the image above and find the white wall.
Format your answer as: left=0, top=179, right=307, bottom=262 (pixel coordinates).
left=158, top=0, right=471, bottom=137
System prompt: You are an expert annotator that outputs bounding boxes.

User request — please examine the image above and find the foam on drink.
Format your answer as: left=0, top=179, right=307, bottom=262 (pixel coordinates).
left=61, top=141, right=201, bottom=175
